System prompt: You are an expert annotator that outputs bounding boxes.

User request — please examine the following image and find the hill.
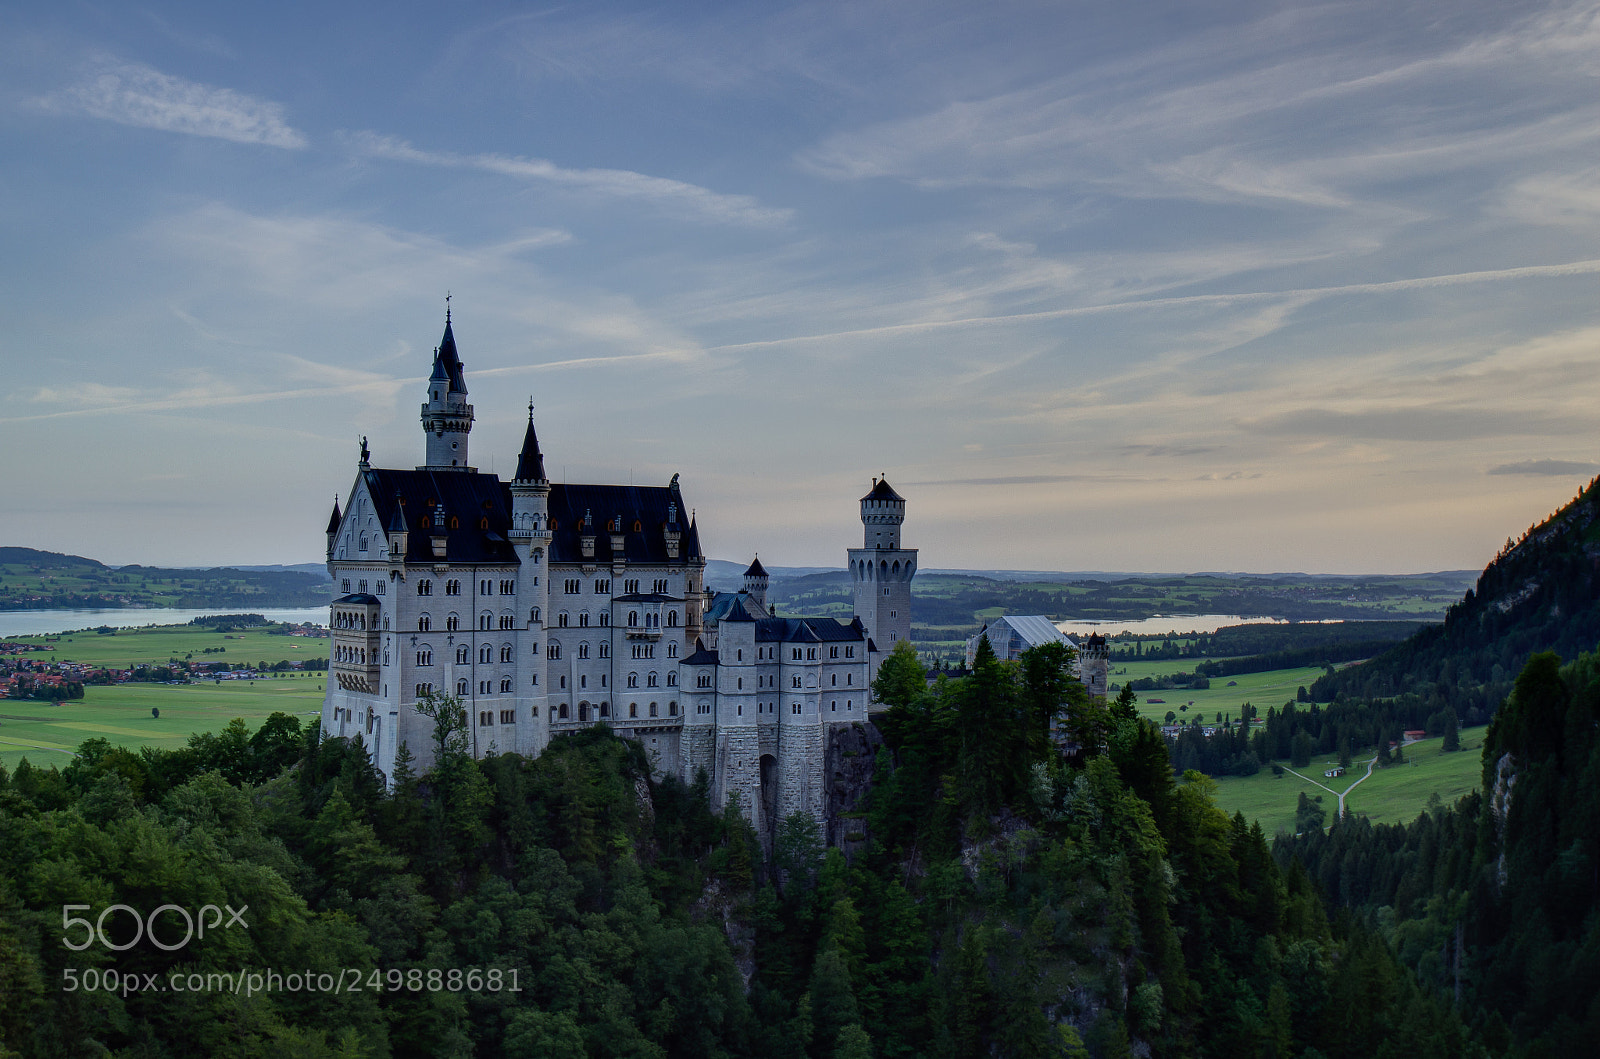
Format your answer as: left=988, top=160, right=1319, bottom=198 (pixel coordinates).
left=1312, top=474, right=1600, bottom=724
left=0, top=548, right=331, bottom=611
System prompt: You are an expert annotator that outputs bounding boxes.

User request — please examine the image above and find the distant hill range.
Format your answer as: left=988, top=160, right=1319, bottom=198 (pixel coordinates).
left=1313, top=474, right=1600, bottom=724
left=0, top=547, right=331, bottom=611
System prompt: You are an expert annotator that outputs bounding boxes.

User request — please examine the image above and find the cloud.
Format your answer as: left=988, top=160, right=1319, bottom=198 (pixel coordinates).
left=1487, top=459, right=1600, bottom=476
left=38, top=62, right=306, bottom=148
left=345, top=131, right=792, bottom=227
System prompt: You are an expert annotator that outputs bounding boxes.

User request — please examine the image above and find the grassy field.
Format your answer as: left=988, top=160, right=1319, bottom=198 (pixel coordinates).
left=7, top=623, right=328, bottom=669
left=1208, top=728, right=1486, bottom=836
left=0, top=675, right=324, bottom=772
left=1116, top=660, right=1334, bottom=726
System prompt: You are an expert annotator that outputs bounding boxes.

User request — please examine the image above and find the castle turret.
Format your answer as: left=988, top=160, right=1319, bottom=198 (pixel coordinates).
left=419, top=307, right=475, bottom=471
left=847, top=477, right=917, bottom=687
left=742, top=556, right=768, bottom=608
left=324, top=496, right=342, bottom=560
left=509, top=401, right=552, bottom=755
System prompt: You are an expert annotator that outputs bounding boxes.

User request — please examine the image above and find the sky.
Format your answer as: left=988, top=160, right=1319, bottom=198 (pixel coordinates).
left=2, top=0, right=1598, bottom=575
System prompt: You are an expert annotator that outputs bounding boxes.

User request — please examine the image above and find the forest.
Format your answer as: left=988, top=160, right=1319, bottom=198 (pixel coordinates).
left=0, top=638, right=1495, bottom=1058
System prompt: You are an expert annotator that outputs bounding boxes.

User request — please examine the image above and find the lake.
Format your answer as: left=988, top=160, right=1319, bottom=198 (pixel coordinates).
left=0, top=607, right=328, bottom=639
left=1054, top=614, right=1299, bottom=637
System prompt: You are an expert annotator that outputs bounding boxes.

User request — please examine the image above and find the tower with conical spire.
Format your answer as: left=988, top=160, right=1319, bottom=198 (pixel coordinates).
left=419, top=303, right=475, bottom=471
left=848, top=476, right=917, bottom=685
left=510, top=400, right=553, bottom=753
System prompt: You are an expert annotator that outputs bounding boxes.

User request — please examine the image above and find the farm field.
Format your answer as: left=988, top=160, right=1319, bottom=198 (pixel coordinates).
left=6, top=622, right=328, bottom=669
left=1207, top=728, right=1486, bottom=836
left=0, top=676, right=323, bottom=771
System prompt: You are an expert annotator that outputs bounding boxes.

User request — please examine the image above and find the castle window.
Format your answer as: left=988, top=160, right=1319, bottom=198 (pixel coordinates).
left=501, top=678, right=512, bottom=693
left=599, top=642, right=610, bottom=658
left=698, top=674, right=712, bottom=688
left=630, top=703, right=638, bottom=718
left=808, top=648, right=816, bottom=660
left=647, top=672, right=658, bottom=687
left=480, top=579, right=492, bottom=595
left=668, top=701, right=677, bottom=716
left=557, top=612, right=568, bottom=628
left=457, top=679, right=468, bottom=695
left=737, top=677, right=743, bottom=690
left=699, top=702, right=710, bottom=714
left=737, top=649, right=743, bottom=661
left=595, top=579, right=610, bottom=594
left=845, top=646, right=854, bottom=658
left=600, top=674, right=607, bottom=687
left=792, top=648, right=801, bottom=661
left=793, top=703, right=802, bottom=714
left=667, top=642, right=679, bottom=659
left=599, top=613, right=609, bottom=626
left=359, top=536, right=368, bottom=552
left=416, top=649, right=432, bottom=666
left=627, top=611, right=638, bottom=627
left=501, top=644, right=513, bottom=662
left=830, top=646, right=838, bottom=659
left=414, top=683, right=432, bottom=697
left=500, top=580, right=515, bottom=594
left=447, top=516, right=459, bottom=529
left=580, top=674, right=587, bottom=688
left=456, top=646, right=469, bottom=664
left=625, top=579, right=639, bottom=594
left=628, top=673, right=639, bottom=688
left=890, top=611, right=896, bottom=618
left=480, top=613, right=492, bottom=630
left=530, top=673, right=538, bottom=685
left=578, top=611, right=589, bottom=627
left=667, top=672, right=677, bottom=686
left=548, top=643, right=561, bottom=659
left=418, top=615, right=432, bottom=631
left=559, top=703, right=569, bottom=719
left=447, top=614, right=460, bottom=631
left=649, top=702, right=658, bottom=717
left=446, top=580, right=461, bottom=595
left=500, top=615, right=514, bottom=630
left=792, top=675, right=802, bottom=688
left=654, top=579, right=667, bottom=593
left=479, top=518, right=489, bottom=530
left=600, top=702, right=610, bottom=717
left=560, top=675, right=567, bottom=688
left=376, top=581, right=385, bottom=595
left=633, top=521, right=642, bottom=533
left=531, top=607, right=541, bottom=623
left=831, top=674, right=837, bottom=686
left=667, top=610, right=678, bottom=627
left=831, top=700, right=836, bottom=711
left=847, top=699, right=853, bottom=710
left=578, top=642, right=590, bottom=659
left=500, top=709, right=515, bottom=724
left=564, top=579, right=580, bottom=594
left=884, top=588, right=890, bottom=597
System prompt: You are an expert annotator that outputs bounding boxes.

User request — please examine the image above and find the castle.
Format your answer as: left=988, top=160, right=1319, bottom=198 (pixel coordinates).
left=321, top=311, right=916, bottom=842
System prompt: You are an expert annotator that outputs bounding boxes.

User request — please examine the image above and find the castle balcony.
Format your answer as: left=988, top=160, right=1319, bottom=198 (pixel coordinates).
left=624, top=626, right=662, bottom=641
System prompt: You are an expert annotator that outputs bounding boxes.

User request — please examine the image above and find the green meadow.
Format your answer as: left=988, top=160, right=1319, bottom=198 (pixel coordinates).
left=6, top=623, right=327, bottom=670
left=0, top=676, right=324, bottom=771
left=1116, top=660, right=1332, bottom=726
left=1207, top=728, right=1487, bottom=836
left=0, top=622, right=329, bottom=771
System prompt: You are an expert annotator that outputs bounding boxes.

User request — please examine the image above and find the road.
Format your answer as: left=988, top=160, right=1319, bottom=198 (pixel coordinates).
left=1281, top=753, right=1379, bottom=820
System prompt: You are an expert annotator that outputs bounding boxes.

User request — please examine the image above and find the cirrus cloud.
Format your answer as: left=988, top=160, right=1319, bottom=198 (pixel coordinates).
left=38, top=61, right=307, bottom=148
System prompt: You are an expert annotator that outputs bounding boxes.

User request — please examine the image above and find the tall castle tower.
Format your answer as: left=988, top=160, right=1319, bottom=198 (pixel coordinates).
left=419, top=307, right=475, bottom=471
left=848, top=477, right=917, bottom=685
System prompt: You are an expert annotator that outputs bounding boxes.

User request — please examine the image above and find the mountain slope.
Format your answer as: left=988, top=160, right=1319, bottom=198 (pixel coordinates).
left=1312, top=475, right=1600, bottom=722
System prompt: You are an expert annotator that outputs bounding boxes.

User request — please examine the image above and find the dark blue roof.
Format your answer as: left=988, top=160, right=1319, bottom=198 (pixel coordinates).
left=682, top=644, right=719, bottom=665
left=719, top=596, right=758, bottom=623
left=744, top=556, right=767, bottom=577
left=434, top=318, right=467, bottom=394
left=362, top=468, right=519, bottom=564
left=547, top=483, right=699, bottom=564
left=326, top=499, right=342, bottom=534
left=333, top=592, right=380, bottom=604
left=862, top=477, right=903, bottom=502
left=754, top=616, right=865, bottom=643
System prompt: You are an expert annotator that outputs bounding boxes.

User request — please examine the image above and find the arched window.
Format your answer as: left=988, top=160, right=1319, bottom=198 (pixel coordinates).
left=479, top=613, right=492, bottom=630
left=579, top=611, right=589, bottom=627
left=548, top=642, right=561, bottom=659
left=667, top=610, right=678, bottom=627
left=628, top=672, right=639, bottom=688
left=500, top=644, right=513, bottom=662
left=416, top=648, right=432, bottom=666
left=446, top=614, right=459, bottom=631
left=667, top=672, right=678, bottom=686
left=649, top=702, right=658, bottom=717
left=599, top=642, right=610, bottom=658
left=531, top=607, right=541, bottom=623
left=418, top=615, right=431, bottom=632
left=647, top=672, right=658, bottom=687
left=558, top=612, right=569, bottom=627
left=668, top=701, right=677, bottom=716
left=667, top=642, right=678, bottom=659
left=559, top=703, right=569, bottom=719
left=455, top=645, right=469, bottom=664
left=599, top=612, right=609, bottom=626
left=627, top=611, right=638, bottom=627
left=479, top=645, right=492, bottom=664
left=578, top=642, right=590, bottom=659
left=418, top=579, right=433, bottom=596
left=600, top=702, right=610, bottom=717
left=629, top=703, right=638, bottom=718
left=456, top=678, right=468, bottom=696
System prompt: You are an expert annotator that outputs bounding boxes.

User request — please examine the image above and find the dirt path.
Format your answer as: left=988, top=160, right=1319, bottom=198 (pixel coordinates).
left=1281, top=753, right=1380, bottom=820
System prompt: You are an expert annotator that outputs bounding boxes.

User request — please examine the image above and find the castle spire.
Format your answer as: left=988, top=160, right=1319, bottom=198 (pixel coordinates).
left=514, top=399, right=547, bottom=482
left=419, top=304, right=475, bottom=471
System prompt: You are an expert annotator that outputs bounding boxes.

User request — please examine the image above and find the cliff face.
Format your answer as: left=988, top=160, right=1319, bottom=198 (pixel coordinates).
left=823, top=721, right=885, bottom=856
